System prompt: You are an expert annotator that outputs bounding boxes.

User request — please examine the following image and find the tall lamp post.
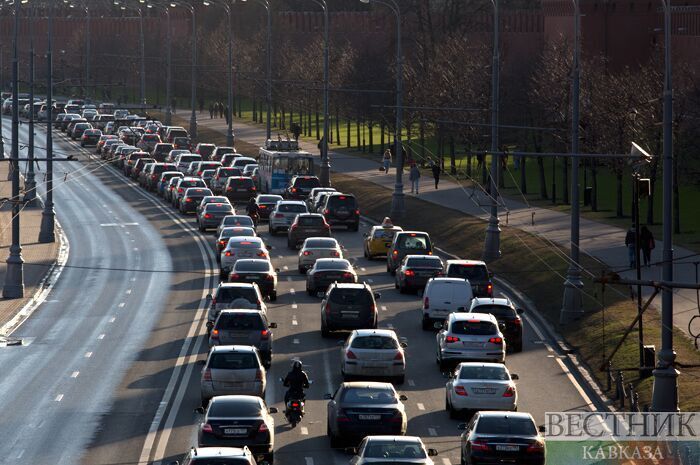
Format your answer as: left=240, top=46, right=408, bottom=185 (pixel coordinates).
left=3, top=0, right=24, bottom=298
left=170, top=1, right=198, bottom=138
left=482, top=0, right=501, bottom=261
left=560, top=0, right=584, bottom=324
left=24, top=3, right=37, bottom=203
left=204, top=0, right=235, bottom=147
left=147, top=2, right=172, bottom=124
left=360, top=0, right=403, bottom=216
left=85, top=4, right=90, bottom=99
left=242, top=0, right=271, bottom=141
left=651, top=0, right=678, bottom=412
left=309, top=0, right=330, bottom=186
left=39, top=0, right=56, bottom=244
left=114, top=1, right=146, bottom=106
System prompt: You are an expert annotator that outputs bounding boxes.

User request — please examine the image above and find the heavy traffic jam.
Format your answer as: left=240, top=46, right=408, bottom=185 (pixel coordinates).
left=50, top=100, right=546, bottom=465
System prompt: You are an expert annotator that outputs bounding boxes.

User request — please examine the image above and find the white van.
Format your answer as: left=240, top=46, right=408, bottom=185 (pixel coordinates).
left=421, top=277, right=474, bottom=330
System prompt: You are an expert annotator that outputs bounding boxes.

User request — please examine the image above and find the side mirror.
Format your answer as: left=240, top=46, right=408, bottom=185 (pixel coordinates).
left=511, top=373, right=519, bottom=380
left=428, top=448, right=439, bottom=457
left=206, top=293, right=213, bottom=301
left=344, top=447, right=357, bottom=455
left=268, top=407, right=278, bottom=414
left=400, top=342, right=408, bottom=348
left=399, top=394, right=408, bottom=401
left=194, top=407, right=205, bottom=414
left=323, top=393, right=333, bottom=400
left=517, top=308, right=526, bottom=314
left=265, top=243, right=272, bottom=249
left=269, top=322, right=277, bottom=329
left=539, top=425, right=546, bottom=433
left=374, top=292, right=381, bottom=300
left=196, top=359, right=206, bottom=366
left=457, top=423, right=467, bottom=431
left=275, top=268, right=281, bottom=273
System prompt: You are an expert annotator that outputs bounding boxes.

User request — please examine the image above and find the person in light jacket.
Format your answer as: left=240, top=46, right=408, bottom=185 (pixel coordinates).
left=382, top=149, right=392, bottom=174
left=409, top=162, right=421, bottom=194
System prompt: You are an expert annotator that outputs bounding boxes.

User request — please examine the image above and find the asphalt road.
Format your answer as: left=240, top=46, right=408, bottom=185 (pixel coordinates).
left=3, top=118, right=600, bottom=465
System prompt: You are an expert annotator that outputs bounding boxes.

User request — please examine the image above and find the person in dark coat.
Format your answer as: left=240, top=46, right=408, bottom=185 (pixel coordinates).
left=431, top=160, right=441, bottom=189
left=640, top=226, right=655, bottom=266
left=625, top=225, right=637, bottom=268
left=209, top=104, right=215, bottom=119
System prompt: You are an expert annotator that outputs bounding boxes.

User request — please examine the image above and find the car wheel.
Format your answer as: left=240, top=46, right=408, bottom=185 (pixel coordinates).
left=387, top=263, right=391, bottom=273
left=298, top=266, right=306, bottom=275
left=219, top=270, right=227, bottom=280
left=461, top=451, right=466, bottom=465
left=438, top=358, right=448, bottom=372
left=448, top=397, right=460, bottom=420
left=389, top=267, right=396, bottom=276
left=395, top=277, right=400, bottom=290
left=198, top=225, right=204, bottom=232
left=307, top=287, right=314, bottom=297
left=264, top=452, right=274, bottom=464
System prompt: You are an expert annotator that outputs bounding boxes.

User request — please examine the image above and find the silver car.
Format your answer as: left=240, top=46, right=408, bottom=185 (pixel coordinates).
left=268, top=200, right=308, bottom=235
left=198, top=202, right=236, bottom=232
left=209, top=310, right=276, bottom=365
left=207, top=282, right=267, bottom=328
left=217, top=215, right=256, bottom=237
left=297, top=237, right=343, bottom=273
left=349, top=436, right=439, bottom=465
left=200, top=345, right=268, bottom=405
left=220, top=236, right=269, bottom=278
left=445, top=362, right=518, bottom=418
left=436, top=312, right=506, bottom=369
left=216, top=226, right=257, bottom=262
left=341, top=329, right=407, bottom=384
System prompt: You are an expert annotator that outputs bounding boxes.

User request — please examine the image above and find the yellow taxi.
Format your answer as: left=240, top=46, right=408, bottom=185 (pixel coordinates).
left=363, top=218, right=403, bottom=259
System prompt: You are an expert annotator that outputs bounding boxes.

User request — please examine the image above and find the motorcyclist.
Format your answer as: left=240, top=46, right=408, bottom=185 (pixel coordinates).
left=246, top=197, right=260, bottom=224
left=283, top=360, right=310, bottom=404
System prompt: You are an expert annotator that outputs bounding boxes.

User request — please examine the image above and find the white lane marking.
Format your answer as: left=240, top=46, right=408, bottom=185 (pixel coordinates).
left=70, top=371, right=79, bottom=378
left=84, top=352, right=92, bottom=358
left=118, top=302, right=125, bottom=308
left=293, top=338, right=300, bottom=344
left=428, top=427, right=437, bottom=436
left=133, top=247, right=139, bottom=251
left=98, top=334, right=105, bottom=340
left=292, top=303, right=298, bottom=309
left=381, top=305, right=387, bottom=311
left=387, top=323, right=394, bottom=329
left=290, top=288, right=296, bottom=295
left=305, top=458, right=313, bottom=465
left=16, top=450, right=24, bottom=459
left=292, top=316, right=298, bottom=326
left=54, top=394, right=64, bottom=402
left=417, top=403, right=425, bottom=411
left=126, top=289, right=132, bottom=294
left=408, top=379, right=415, bottom=387
left=125, top=231, right=131, bottom=235
left=300, top=426, right=309, bottom=435
left=442, top=459, right=452, bottom=465
left=360, top=267, right=366, bottom=272
left=367, top=278, right=374, bottom=283
left=109, top=317, right=116, bottom=323
left=283, top=265, right=289, bottom=271
left=278, top=255, right=284, bottom=259
left=130, top=277, right=136, bottom=282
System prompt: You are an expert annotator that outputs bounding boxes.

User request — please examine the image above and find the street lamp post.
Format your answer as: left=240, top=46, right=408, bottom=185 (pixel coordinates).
left=85, top=4, right=90, bottom=99
left=0, top=44, right=4, bottom=160
left=241, top=0, right=271, bottom=140
left=25, top=3, right=37, bottom=203
left=3, top=0, right=24, bottom=298
left=115, top=2, right=146, bottom=107
left=309, top=0, right=330, bottom=186
left=173, top=1, right=199, bottom=138
left=159, top=4, right=173, bottom=125
left=651, top=0, right=679, bottom=412
left=560, top=0, right=584, bottom=324
left=482, top=0, right=501, bottom=261
left=39, top=0, right=56, bottom=244
left=361, top=0, right=403, bottom=215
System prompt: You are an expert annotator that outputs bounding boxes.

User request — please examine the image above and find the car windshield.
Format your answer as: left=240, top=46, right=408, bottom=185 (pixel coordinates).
left=190, top=458, right=250, bottom=465
left=278, top=204, right=307, bottom=213
left=476, top=417, right=537, bottom=436
left=305, top=239, right=337, bottom=248
left=215, top=287, right=258, bottom=303
left=459, top=365, right=510, bottom=380
left=329, top=288, right=371, bottom=305
left=373, top=229, right=398, bottom=240
left=351, top=336, right=398, bottom=350
left=235, top=261, right=271, bottom=272
left=206, top=204, right=234, bottom=213
left=209, top=352, right=259, bottom=369
left=364, top=442, right=426, bottom=459
left=229, top=240, right=263, bottom=249
left=180, top=155, right=201, bottom=163
left=298, top=216, right=324, bottom=226
left=294, top=177, right=321, bottom=188
left=208, top=398, right=262, bottom=417
left=448, top=264, right=489, bottom=281
left=218, top=168, right=238, bottom=176
left=474, top=305, right=517, bottom=318
left=230, top=178, right=254, bottom=188
left=327, top=195, right=357, bottom=209
left=341, top=387, right=397, bottom=404
left=225, top=217, right=254, bottom=227
left=217, top=313, right=264, bottom=330
left=451, top=321, right=498, bottom=336
left=181, top=180, right=205, bottom=188
left=202, top=170, right=216, bottom=177
left=398, top=234, right=429, bottom=250
left=258, top=195, right=282, bottom=203
left=406, top=257, right=443, bottom=268
left=316, top=260, right=351, bottom=271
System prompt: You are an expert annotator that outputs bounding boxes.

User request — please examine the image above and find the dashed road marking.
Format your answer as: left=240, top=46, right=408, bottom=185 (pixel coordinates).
left=300, top=426, right=309, bottom=435
left=85, top=352, right=92, bottom=358
left=286, top=276, right=292, bottom=282
left=428, top=427, right=437, bottom=436
left=360, top=267, right=366, bottom=272
left=54, top=394, right=64, bottom=402
left=292, top=315, right=299, bottom=326
left=367, top=278, right=374, bottom=283
left=442, top=459, right=452, bottom=465
left=304, top=458, right=313, bottom=465
left=133, top=247, right=138, bottom=251
left=109, top=317, right=116, bottom=323
left=98, top=334, right=105, bottom=340
left=292, top=303, right=298, bottom=309
left=290, top=288, right=296, bottom=295
left=417, top=403, right=425, bottom=411
left=126, top=289, right=132, bottom=294
left=381, top=305, right=387, bottom=311
left=278, top=255, right=284, bottom=259
left=283, top=265, right=289, bottom=271
left=118, top=302, right=125, bottom=308
left=70, top=371, right=79, bottom=378
left=16, top=450, right=24, bottom=459
left=408, top=379, right=415, bottom=387
left=130, top=277, right=136, bottom=282
left=293, top=338, right=300, bottom=344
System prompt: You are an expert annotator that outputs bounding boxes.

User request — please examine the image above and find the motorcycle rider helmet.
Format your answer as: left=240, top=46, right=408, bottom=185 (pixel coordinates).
left=292, top=360, right=303, bottom=371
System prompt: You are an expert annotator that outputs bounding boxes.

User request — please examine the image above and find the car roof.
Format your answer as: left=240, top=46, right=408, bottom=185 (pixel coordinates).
left=316, top=258, right=350, bottom=264
left=217, top=282, right=259, bottom=289
left=210, top=344, right=259, bottom=353
left=210, top=395, right=263, bottom=405
left=446, top=259, right=488, bottom=266
left=364, top=435, right=424, bottom=444
left=396, top=230, right=430, bottom=236
left=234, top=259, right=271, bottom=266
left=472, top=297, right=512, bottom=307
left=330, top=282, right=365, bottom=289
left=371, top=225, right=402, bottom=231
left=224, top=215, right=253, bottom=220
left=342, top=381, right=396, bottom=389
left=297, top=213, right=324, bottom=218
left=188, top=447, right=251, bottom=459
left=404, top=254, right=441, bottom=260
left=457, top=362, right=509, bottom=370
left=303, top=237, right=338, bottom=245
left=476, top=411, right=535, bottom=421
left=353, top=329, right=397, bottom=338
left=277, top=200, right=306, bottom=205
left=429, top=277, right=469, bottom=284
left=449, top=312, right=497, bottom=323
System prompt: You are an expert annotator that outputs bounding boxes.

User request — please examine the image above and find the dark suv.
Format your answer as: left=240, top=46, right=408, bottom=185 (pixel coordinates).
left=285, top=175, right=321, bottom=200
left=321, top=193, right=360, bottom=231
left=287, top=213, right=331, bottom=249
left=320, top=283, right=380, bottom=337
left=445, top=259, right=493, bottom=297
left=209, top=309, right=277, bottom=367
left=224, top=177, right=257, bottom=202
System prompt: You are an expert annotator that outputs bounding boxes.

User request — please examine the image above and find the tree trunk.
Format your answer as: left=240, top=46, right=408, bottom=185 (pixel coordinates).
left=551, top=158, right=557, bottom=204
left=346, top=119, right=351, bottom=148
left=646, top=140, right=661, bottom=225
left=591, top=159, right=598, bottom=212
left=467, top=153, right=472, bottom=177
left=520, top=156, right=527, bottom=194
left=562, top=157, right=569, bottom=204
left=419, top=121, right=426, bottom=161
left=380, top=122, right=385, bottom=154
left=361, top=121, right=366, bottom=152
left=280, top=105, right=285, bottom=130
left=537, top=157, right=548, bottom=199
left=368, top=124, right=374, bottom=153
left=335, top=107, right=340, bottom=146
left=299, top=103, right=304, bottom=135
left=616, top=171, right=624, bottom=217
left=356, top=119, right=361, bottom=149
left=449, top=135, right=456, bottom=175
left=307, top=103, right=312, bottom=137
left=253, top=95, right=257, bottom=122
left=315, top=105, right=320, bottom=140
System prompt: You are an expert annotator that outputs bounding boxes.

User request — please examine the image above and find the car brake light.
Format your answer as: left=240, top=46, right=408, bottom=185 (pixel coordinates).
left=258, top=422, right=269, bottom=432
left=204, top=213, right=212, bottom=219
left=291, top=224, right=297, bottom=230
left=527, top=441, right=544, bottom=453
left=203, top=368, right=212, bottom=381
left=211, top=329, right=219, bottom=339
left=265, top=274, right=274, bottom=281
left=342, top=272, right=353, bottom=279
left=225, top=251, right=232, bottom=257
left=355, top=209, right=360, bottom=215
left=185, top=198, right=192, bottom=202
left=514, top=318, right=522, bottom=326
left=178, top=187, right=183, bottom=193
left=260, top=330, right=270, bottom=340
left=152, top=174, right=157, bottom=179
left=219, top=240, right=227, bottom=245
left=291, top=401, right=300, bottom=408
left=229, top=273, right=239, bottom=280
left=250, top=186, right=256, bottom=191
left=274, top=213, right=284, bottom=218
left=256, top=369, right=264, bottom=380
left=392, top=250, right=398, bottom=255
left=201, top=423, right=213, bottom=433
left=338, top=196, right=346, bottom=200
left=470, top=440, right=490, bottom=452
left=303, top=251, right=312, bottom=256
left=331, top=251, right=340, bottom=257
left=337, top=410, right=351, bottom=422
left=323, top=209, right=330, bottom=215
left=489, top=337, right=503, bottom=344
left=404, top=270, right=415, bottom=277
left=446, top=335, right=460, bottom=343
left=487, top=283, right=493, bottom=295
left=393, top=351, right=403, bottom=361
left=423, top=297, right=429, bottom=309
left=346, top=350, right=357, bottom=359
left=455, top=385, right=467, bottom=396
left=257, top=251, right=267, bottom=258
left=503, top=386, right=515, bottom=397
left=291, top=187, right=297, bottom=192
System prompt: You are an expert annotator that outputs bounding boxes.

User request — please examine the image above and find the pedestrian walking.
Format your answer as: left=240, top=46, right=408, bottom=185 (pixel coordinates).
left=430, top=160, right=441, bottom=189
left=382, top=149, right=392, bottom=174
left=640, top=226, right=656, bottom=267
left=209, top=103, right=215, bottom=119
left=224, top=106, right=230, bottom=125
left=218, top=102, right=224, bottom=119
left=291, top=122, right=301, bottom=141
left=409, top=162, right=421, bottom=194
left=199, top=96, right=205, bottom=114
left=625, top=225, right=637, bottom=268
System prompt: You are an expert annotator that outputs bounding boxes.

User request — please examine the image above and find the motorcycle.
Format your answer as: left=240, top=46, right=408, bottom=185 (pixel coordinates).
left=280, top=377, right=311, bottom=427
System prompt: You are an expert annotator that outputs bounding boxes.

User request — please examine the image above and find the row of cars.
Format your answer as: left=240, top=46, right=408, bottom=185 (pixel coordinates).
left=53, top=108, right=545, bottom=465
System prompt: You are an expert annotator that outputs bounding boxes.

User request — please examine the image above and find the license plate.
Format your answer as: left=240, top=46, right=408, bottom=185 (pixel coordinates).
left=495, top=445, right=519, bottom=452
left=237, top=188, right=247, bottom=191
left=358, top=414, right=381, bottom=421
left=471, top=387, right=496, bottom=394
left=224, top=428, right=247, bottom=435
left=463, top=342, right=483, bottom=348
left=341, top=312, right=359, bottom=319
left=245, top=276, right=257, bottom=280
left=365, top=362, right=385, bottom=368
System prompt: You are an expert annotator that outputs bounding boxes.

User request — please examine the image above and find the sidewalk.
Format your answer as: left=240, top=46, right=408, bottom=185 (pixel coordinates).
left=0, top=162, right=59, bottom=334
left=197, top=116, right=700, bottom=344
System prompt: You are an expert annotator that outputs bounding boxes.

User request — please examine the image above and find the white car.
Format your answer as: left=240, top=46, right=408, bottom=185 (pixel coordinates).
left=445, top=362, right=518, bottom=418
left=216, top=214, right=255, bottom=237
left=242, top=163, right=258, bottom=177
left=297, top=237, right=343, bottom=273
left=421, top=277, right=474, bottom=330
left=349, top=436, right=438, bottom=465
left=268, top=200, right=308, bottom=235
left=436, top=312, right=506, bottom=368
left=220, top=236, right=269, bottom=278
left=341, top=329, right=407, bottom=384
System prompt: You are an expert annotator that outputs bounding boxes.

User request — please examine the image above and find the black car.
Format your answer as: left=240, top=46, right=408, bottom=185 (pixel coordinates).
left=254, top=194, right=283, bottom=220
left=285, top=175, right=321, bottom=199
left=321, top=193, right=360, bottom=231
left=181, top=187, right=214, bottom=214
left=80, top=129, right=102, bottom=147
left=197, top=395, right=277, bottom=464
left=228, top=259, right=278, bottom=301
left=445, top=260, right=493, bottom=298
left=225, top=177, right=257, bottom=203
left=459, top=412, right=545, bottom=465
left=395, top=255, right=444, bottom=294
left=470, top=298, right=524, bottom=352
left=306, top=258, right=357, bottom=296
left=320, top=282, right=379, bottom=337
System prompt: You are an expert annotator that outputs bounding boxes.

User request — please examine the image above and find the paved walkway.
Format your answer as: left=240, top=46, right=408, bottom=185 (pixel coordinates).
left=0, top=160, right=59, bottom=334
left=196, top=116, right=700, bottom=344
